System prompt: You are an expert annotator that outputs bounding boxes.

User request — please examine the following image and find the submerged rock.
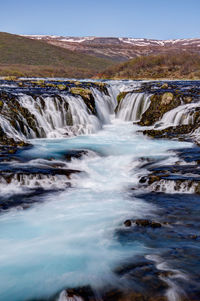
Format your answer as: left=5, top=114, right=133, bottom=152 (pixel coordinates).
left=123, top=219, right=162, bottom=228
left=135, top=219, right=162, bottom=228
left=135, top=219, right=151, bottom=227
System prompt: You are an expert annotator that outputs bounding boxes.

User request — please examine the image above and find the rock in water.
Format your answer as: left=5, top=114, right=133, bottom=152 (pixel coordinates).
left=58, top=290, right=84, bottom=301
left=124, top=219, right=132, bottom=227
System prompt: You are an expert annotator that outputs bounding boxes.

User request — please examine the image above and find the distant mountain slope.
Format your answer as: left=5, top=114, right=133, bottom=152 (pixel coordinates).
left=23, top=35, right=200, bottom=62
left=98, top=52, right=200, bottom=80
left=0, top=32, right=115, bottom=78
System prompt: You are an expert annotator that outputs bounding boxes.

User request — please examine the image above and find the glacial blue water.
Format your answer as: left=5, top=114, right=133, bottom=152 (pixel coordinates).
left=0, top=120, right=192, bottom=301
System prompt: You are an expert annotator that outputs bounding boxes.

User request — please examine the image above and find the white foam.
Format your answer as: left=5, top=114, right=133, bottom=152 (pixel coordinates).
left=116, top=93, right=151, bottom=122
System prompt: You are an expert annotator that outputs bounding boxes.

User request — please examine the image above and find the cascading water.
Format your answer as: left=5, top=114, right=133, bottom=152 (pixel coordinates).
left=0, top=87, right=117, bottom=141
left=156, top=102, right=200, bottom=128
left=116, top=92, right=151, bottom=122
left=0, top=80, right=199, bottom=301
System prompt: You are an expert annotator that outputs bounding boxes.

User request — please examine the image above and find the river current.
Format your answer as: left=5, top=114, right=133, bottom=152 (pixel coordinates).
left=0, top=118, right=191, bottom=300
left=0, top=79, right=199, bottom=301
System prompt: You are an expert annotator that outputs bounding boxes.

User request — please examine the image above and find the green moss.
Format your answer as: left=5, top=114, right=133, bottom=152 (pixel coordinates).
left=139, top=92, right=181, bottom=126
left=46, top=83, right=57, bottom=88
left=117, top=91, right=128, bottom=104
left=57, top=84, right=66, bottom=90
left=70, top=87, right=92, bottom=100
left=3, top=76, right=18, bottom=81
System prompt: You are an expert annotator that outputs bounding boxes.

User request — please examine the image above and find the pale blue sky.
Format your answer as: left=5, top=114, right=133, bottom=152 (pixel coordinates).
left=1, top=0, right=200, bottom=39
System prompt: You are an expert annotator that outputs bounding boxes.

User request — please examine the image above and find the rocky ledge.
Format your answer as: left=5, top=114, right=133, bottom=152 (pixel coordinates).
left=0, top=79, right=109, bottom=149
left=116, top=81, right=200, bottom=143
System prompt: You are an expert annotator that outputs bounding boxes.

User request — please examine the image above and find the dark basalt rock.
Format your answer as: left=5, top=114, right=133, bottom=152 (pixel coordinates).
left=0, top=168, right=81, bottom=180
left=0, top=136, right=31, bottom=162
left=0, top=162, right=81, bottom=211
left=59, top=286, right=94, bottom=301
left=123, top=219, right=162, bottom=228
left=62, top=150, right=89, bottom=161
left=124, top=219, right=132, bottom=227
left=135, top=219, right=152, bottom=227
left=151, top=222, right=162, bottom=228
left=135, top=219, right=162, bottom=228
left=142, top=124, right=199, bottom=140
left=139, top=148, right=200, bottom=194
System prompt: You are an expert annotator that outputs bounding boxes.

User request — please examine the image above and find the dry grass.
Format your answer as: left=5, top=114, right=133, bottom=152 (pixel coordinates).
left=98, top=52, right=200, bottom=80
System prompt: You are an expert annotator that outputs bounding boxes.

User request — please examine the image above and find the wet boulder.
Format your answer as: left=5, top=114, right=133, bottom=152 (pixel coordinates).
left=151, top=221, right=162, bottom=228
left=64, top=150, right=89, bottom=161
left=124, top=219, right=132, bottom=227
left=135, top=219, right=151, bottom=227
left=135, top=219, right=162, bottom=228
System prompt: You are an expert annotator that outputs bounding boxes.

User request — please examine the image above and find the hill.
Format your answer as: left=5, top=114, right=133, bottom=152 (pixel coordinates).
left=97, top=52, right=200, bottom=80
left=23, top=35, right=200, bottom=62
left=0, top=32, right=115, bottom=78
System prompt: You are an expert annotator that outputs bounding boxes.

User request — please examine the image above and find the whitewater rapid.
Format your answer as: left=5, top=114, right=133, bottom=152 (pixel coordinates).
left=0, top=118, right=192, bottom=301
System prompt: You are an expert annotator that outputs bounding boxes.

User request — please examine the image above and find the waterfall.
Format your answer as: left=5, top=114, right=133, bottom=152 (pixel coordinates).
left=17, top=94, right=102, bottom=138
left=3, top=79, right=200, bottom=143
left=0, top=87, right=116, bottom=141
left=156, top=102, right=200, bottom=128
left=0, top=80, right=198, bottom=301
left=0, top=114, right=25, bottom=140
left=0, top=81, right=153, bottom=142
left=116, top=92, right=151, bottom=122
left=91, top=88, right=115, bottom=124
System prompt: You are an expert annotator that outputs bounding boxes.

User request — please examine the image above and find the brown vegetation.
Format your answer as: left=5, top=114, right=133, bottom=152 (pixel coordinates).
left=98, top=52, right=200, bottom=80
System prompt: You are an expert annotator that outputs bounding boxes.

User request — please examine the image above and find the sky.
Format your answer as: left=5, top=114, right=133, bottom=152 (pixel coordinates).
left=1, top=0, right=200, bottom=40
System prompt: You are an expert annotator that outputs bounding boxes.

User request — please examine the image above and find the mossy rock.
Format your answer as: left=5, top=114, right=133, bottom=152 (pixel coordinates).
left=161, top=83, right=168, bottom=89
left=117, top=91, right=128, bottom=104
left=17, top=81, right=24, bottom=87
left=142, top=124, right=198, bottom=139
left=139, top=92, right=181, bottom=126
left=70, top=87, right=96, bottom=115
left=161, top=92, right=174, bottom=105
left=74, top=81, right=81, bottom=86
left=57, top=84, right=66, bottom=90
left=70, top=87, right=92, bottom=100
left=183, top=96, right=193, bottom=103
left=3, top=76, right=18, bottom=81
left=46, top=83, right=57, bottom=88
